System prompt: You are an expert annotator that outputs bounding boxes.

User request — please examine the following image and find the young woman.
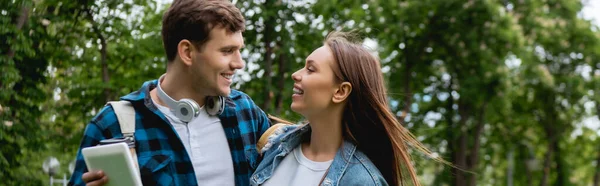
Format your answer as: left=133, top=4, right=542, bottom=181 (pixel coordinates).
left=251, top=32, right=441, bottom=186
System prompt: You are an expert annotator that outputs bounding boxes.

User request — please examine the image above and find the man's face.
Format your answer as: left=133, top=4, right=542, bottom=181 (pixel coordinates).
left=190, top=26, right=245, bottom=97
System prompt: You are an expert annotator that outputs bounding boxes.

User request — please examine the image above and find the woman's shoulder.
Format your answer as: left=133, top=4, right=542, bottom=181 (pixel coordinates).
left=337, top=145, right=388, bottom=186
left=257, top=123, right=305, bottom=154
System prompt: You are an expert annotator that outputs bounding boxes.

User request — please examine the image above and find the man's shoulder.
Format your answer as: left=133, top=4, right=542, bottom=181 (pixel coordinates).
left=120, top=79, right=157, bottom=102
left=93, top=79, right=154, bottom=129
left=229, top=89, right=251, bottom=101
left=89, top=104, right=120, bottom=129
left=228, top=89, right=260, bottom=109
left=89, top=101, right=146, bottom=130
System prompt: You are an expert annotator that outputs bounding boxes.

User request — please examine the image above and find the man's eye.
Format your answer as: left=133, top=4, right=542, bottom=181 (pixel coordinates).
left=223, top=49, right=235, bottom=54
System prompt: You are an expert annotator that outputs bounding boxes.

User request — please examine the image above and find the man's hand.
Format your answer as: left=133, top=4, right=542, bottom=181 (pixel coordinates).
left=82, top=170, right=109, bottom=186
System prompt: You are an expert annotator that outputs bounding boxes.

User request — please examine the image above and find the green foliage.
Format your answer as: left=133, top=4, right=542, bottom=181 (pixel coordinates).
left=235, top=0, right=327, bottom=120
left=1, top=0, right=599, bottom=185
left=1, top=0, right=166, bottom=184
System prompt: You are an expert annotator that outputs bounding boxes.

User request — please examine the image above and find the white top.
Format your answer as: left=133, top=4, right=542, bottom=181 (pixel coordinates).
left=153, top=98, right=234, bottom=186
left=263, top=146, right=333, bottom=186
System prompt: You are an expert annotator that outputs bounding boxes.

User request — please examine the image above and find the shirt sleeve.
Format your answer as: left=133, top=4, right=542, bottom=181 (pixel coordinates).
left=68, top=121, right=106, bottom=186
left=255, top=106, right=271, bottom=139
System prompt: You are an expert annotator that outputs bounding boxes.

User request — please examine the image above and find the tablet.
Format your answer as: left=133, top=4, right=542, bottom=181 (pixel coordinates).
left=82, top=142, right=142, bottom=186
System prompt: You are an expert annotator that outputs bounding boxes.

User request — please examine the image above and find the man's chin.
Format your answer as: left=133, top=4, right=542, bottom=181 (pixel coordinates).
left=217, top=87, right=231, bottom=97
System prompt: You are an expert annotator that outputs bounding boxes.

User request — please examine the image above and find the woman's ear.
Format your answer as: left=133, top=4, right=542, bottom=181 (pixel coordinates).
left=177, top=39, right=194, bottom=66
left=332, top=82, right=352, bottom=103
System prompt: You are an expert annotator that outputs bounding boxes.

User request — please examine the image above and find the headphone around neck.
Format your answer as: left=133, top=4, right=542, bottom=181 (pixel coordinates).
left=156, top=75, right=225, bottom=122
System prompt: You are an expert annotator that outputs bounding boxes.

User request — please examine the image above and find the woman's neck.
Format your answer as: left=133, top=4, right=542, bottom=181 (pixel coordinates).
left=302, top=111, right=344, bottom=162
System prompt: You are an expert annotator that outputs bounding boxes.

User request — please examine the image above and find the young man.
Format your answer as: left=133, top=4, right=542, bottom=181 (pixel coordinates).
left=68, top=0, right=270, bottom=185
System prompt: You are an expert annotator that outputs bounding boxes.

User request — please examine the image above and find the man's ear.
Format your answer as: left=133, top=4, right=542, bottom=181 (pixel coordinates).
left=332, top=82, right=352, bottom=103
left=177, top=39, right=194, bottom=66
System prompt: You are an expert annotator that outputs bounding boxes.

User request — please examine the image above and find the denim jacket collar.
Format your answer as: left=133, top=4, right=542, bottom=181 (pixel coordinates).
left=253, top=124, right=384, bottom=186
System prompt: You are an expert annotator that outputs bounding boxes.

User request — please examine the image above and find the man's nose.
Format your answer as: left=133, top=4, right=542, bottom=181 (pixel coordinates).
left=231, top=52, right=245, bottom=70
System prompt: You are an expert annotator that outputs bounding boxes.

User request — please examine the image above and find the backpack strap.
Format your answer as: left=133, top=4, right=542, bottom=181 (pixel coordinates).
left=107, top=101, right=136, bottom=138
left=106, top=100, right=139, bottom=172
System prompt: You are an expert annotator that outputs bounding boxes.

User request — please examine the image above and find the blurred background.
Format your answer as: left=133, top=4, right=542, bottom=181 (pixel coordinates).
left=2, top=0, right=600, bottom=185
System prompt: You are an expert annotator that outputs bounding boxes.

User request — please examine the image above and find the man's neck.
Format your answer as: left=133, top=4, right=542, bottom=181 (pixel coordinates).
left=152, top=72, right=207, bottom=108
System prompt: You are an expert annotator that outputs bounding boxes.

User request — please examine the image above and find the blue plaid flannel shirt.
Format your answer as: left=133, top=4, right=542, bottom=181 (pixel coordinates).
left=68, top=79, right=270, bottom=186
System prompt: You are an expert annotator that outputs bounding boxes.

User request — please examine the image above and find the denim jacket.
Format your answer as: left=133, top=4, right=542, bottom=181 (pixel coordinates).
left=251, top=124, right=388, bottom=186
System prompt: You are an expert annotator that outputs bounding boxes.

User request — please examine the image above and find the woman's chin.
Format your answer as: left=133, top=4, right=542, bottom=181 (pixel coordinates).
left=290, top=104, right=303, bottom=114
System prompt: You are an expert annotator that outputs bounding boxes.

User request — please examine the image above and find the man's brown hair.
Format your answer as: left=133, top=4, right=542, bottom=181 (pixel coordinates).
left=162, top=0, right=245, bottom=62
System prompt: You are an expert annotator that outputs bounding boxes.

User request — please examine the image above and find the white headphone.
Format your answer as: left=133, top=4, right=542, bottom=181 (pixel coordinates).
left=156, top=75, right=225, bottom=122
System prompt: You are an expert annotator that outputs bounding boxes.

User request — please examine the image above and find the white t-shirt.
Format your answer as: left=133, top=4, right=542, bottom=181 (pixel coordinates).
left=153, top=98, right=234, bottom=186
left=262, top=146, right=333, bottom=186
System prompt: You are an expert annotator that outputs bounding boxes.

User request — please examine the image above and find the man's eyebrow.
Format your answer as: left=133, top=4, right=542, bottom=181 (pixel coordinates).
left=220, top=45, right=245, bottom=49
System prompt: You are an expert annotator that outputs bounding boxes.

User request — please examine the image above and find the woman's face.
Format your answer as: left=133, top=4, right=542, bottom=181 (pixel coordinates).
left=290, top=45, right=340, bottom=117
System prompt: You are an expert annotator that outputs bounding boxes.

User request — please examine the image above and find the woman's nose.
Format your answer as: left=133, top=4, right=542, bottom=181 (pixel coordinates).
left=291, top=70, right=301, bottom=81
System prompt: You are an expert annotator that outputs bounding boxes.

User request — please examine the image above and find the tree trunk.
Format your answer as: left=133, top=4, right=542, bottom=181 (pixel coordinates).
left=507, top=147, right=515, bottom=186
left=85, top=8, right=110, bottom=102
left=524, top=144, right=534, bottom=186
left=540, top=124, right=554, bottom=186
left=595, top=101, right=600, bottom=186
left=594, top=141, right=600, bottom=186
left=594, top=66, right=600, bottom=186
left=274, top=51, right=286, bottom=115
left=453, top=104, right=468, bottom=186
left=466, top=101, right=487, bottom=186
left=260, top=0, right=276, bottom=112
left=445, top=82, right=457, bottom=185
left=2, top=5, right=30, bottom=90
left=445, top=79, right=468, bottom=186
left=540, top=143, right=552, bottom=186
left=455, top=136, right=467, bottom=186
left=397, top=12, right=440, bottom=123
left=552, top=137, right=564, bottom=186
left=400, top=60, right=412, bottom=121
left=6, top=6, right=30, bottom=59
left=539, top=90, right=560, bottom=186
